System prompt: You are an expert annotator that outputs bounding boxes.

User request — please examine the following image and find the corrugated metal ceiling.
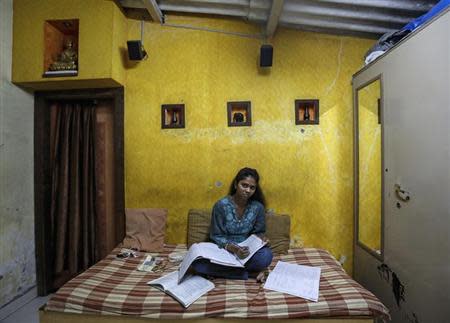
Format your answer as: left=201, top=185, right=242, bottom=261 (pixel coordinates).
left=118, top=0, right=439, bottom=39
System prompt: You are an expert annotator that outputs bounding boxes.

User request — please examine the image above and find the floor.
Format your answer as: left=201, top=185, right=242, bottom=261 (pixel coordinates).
left=0, top=295, right=51, bottom=323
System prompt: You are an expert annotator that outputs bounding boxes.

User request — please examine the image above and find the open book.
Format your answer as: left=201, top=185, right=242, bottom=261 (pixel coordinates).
left=178, top=234, right=267, bottom=282
left=148, top=271, right=214, bottom=308
left=264, top=261, right=321, bottom=302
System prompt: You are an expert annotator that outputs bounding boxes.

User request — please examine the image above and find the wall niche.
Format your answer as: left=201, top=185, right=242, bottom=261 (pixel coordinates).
left=295, top=99, right=319, bottom=125
left=43, top=19, right=79, bottom=77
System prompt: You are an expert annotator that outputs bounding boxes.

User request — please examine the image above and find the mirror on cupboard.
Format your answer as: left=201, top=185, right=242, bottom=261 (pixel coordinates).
left=356, top=77, right=383, bottom=260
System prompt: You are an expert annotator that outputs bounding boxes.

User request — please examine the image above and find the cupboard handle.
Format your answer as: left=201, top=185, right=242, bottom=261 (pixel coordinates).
left=394, top=184, right=410, bottom=202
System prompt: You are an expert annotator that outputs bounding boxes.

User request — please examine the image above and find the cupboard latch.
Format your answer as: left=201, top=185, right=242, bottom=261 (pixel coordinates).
left=394, top=184, right=410, bottom=202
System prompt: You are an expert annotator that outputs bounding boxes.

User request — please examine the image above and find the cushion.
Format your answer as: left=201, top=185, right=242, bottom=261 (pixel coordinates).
left=187, top=208, right=291, bottom=254
left=187, top=209, right=211, bottom=248
left=265, top=213, right=291, bottom=254
left=122, top=208, right=167, bottom=252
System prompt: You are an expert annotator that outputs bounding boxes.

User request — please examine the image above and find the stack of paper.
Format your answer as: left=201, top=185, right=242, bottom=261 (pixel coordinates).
left=264, top=261, right=321, bottom=302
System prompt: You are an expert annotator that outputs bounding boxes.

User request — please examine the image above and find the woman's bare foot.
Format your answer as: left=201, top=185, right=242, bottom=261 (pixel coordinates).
left=256, top=270, right=268, bottom=283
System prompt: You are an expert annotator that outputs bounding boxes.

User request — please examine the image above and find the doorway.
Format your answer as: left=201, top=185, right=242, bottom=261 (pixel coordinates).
left=34, top=88, right=124, bottom=295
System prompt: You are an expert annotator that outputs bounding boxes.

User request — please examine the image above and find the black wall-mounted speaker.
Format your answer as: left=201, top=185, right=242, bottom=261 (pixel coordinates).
left=127, top=40, right=147, bottom=60
left=260, top=44, right=273, bottom=67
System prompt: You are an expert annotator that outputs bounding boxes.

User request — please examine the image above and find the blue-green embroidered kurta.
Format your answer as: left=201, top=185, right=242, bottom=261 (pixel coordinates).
left=209, top=196, right=265, bottom=248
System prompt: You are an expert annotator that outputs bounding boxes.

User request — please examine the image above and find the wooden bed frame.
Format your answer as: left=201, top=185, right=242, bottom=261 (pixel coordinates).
left=39, top=307, right=375, bottom=323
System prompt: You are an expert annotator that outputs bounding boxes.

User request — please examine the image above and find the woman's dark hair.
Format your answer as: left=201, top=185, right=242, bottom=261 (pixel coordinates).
left=228, top=167, right=266, bottom=206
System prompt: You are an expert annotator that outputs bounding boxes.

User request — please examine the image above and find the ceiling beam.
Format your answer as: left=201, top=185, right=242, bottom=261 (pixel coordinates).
left=158, top=4, right=247, bottom=17
left=313, top=0, right=435, bottom=12
left=282, top=15, right=394, bottom=34
left=265, top=0, right=284, bottom=37
left=120, top=0, right=144, bottom=9
left=142, top=0, right=163, bottom=23
left=283, top=3, right=412, bottom=24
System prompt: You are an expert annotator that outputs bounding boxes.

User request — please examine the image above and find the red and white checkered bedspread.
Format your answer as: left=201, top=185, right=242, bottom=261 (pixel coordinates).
left=46, top=245, right=389, bottom=320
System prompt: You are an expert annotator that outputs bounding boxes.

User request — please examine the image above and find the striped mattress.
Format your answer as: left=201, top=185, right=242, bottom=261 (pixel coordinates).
left=45, top=245, right=389, bottom=320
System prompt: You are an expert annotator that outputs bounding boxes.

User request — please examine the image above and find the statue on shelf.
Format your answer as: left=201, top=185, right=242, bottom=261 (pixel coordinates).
left=233, top=112, right=245, bottom=123
left=49, top=40, right=78, bottom=71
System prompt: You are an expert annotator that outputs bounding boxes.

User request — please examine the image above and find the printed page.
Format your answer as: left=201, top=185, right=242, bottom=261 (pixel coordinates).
left=264, top=261, right=321, bottom=302
left=148, top=271, right=215, bottom=308
left=178, top=242, right=242, bottom=282
left=194, top=242, right=240, bottom=266
left=168, top=274, right=215, bottom=308
left=237, top=234, right=267, bottom=264
left=148, top=270, right=178, bottom=291
left=209, top=258, right=244, bottom=266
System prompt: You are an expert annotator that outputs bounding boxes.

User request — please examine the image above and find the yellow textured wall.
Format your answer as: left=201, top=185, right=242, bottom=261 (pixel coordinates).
left=12, top=0, right=126, bottom=88
left=125, top=16, right=374, bottom=272
left=358, top=80, right=382, bottom=251
left=111, top=5, right=128, bottom=84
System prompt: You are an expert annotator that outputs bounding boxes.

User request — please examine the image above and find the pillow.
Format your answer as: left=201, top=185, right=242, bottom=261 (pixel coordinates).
left=122, top=208, right=167, bottom=252
left=186, top=208, right=291, bottom=254
left=265, top=213, right=291, bottom=254
left=187, top=209, right=211, bottom=247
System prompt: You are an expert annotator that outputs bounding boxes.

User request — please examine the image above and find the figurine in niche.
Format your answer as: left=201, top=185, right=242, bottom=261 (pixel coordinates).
left=303, top=106, right=310, bottom=121
left=49, top=40, right=78, bottom=71
left=172, top=111, right=178, bottom=124
left=233, top=112, right=245, bottom=123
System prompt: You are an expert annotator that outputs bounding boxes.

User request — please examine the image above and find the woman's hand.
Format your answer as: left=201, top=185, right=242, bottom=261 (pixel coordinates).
left=226, top=243, right=250, bottom=259
left=235, top=246, right=250, bottom=259
left=257, top=234, right=270, bottom=247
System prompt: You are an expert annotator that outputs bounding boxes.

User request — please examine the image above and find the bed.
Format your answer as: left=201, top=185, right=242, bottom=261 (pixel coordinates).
left=40, top=244, right=389, bottom=323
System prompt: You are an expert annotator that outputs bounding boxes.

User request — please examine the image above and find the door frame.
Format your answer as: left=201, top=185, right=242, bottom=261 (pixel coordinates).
left=353, top=75, right=385, bottom=263
left=34, top=87, right=125, bottom=295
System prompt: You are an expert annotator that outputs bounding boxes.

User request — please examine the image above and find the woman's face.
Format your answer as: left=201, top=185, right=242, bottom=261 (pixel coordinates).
left=235, top=176, right=257, bottom=201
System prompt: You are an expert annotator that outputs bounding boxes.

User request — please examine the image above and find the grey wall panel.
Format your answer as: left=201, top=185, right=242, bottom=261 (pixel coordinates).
left=0, top=0, right=36, bottom=309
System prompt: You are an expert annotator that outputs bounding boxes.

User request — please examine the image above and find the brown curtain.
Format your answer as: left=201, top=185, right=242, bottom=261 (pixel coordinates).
left=50, top=101, right=98, bottom=289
